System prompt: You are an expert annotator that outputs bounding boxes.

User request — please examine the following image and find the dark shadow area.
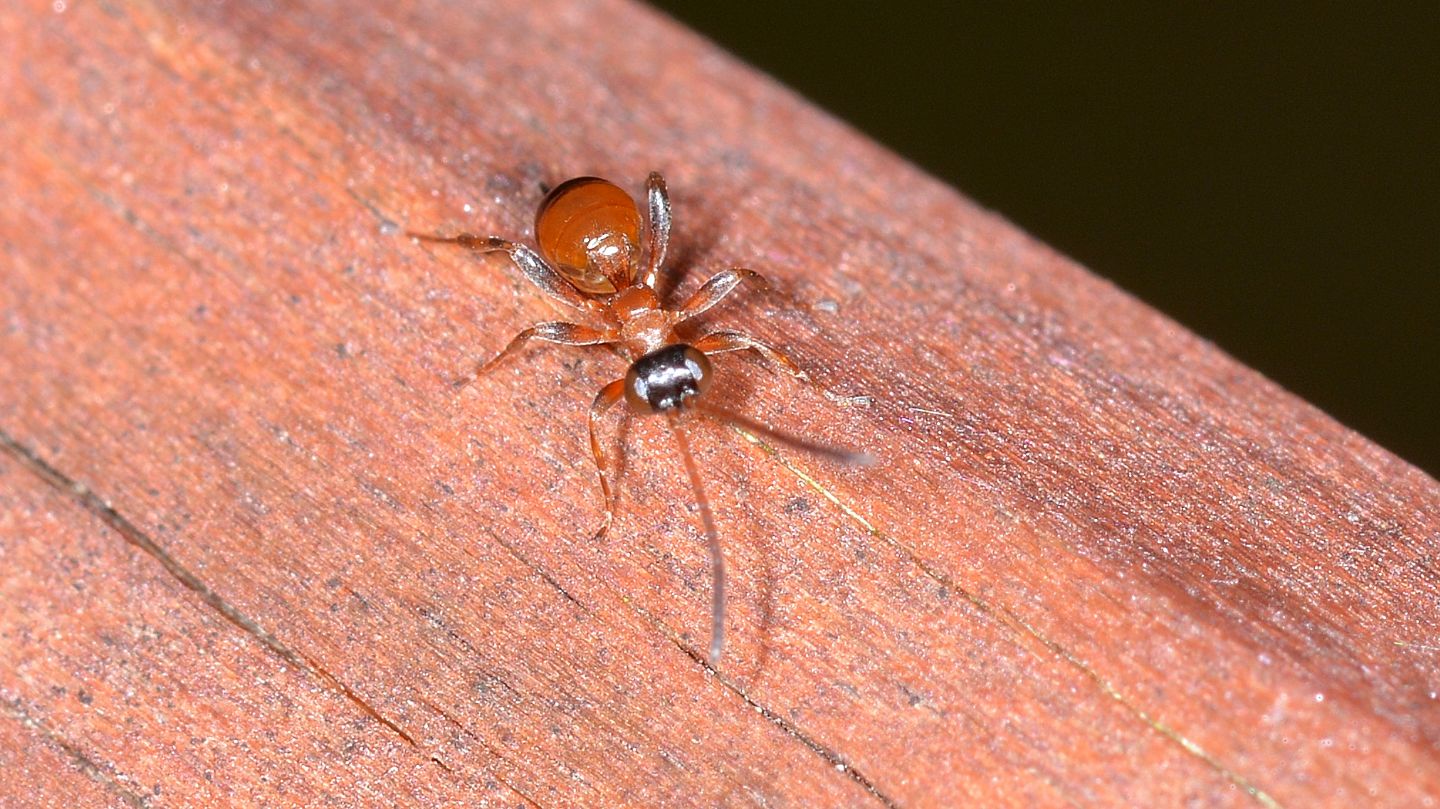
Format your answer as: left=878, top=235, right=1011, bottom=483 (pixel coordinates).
left=652, top=2, right=1440, bottom=475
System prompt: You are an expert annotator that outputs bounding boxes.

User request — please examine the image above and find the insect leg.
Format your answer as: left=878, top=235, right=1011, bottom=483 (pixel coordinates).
left=674, top=269, right=765, bottom=322
left=587, top=379, right=627, bottom=542
left=691, top=329, right=809, bottom=382
left=410, top=232, right=598, bottom=314
left=456, top=322, right=617, bottom=387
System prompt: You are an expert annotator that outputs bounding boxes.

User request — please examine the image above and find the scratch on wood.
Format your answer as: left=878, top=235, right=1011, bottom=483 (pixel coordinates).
left=2, top=698, right=150, bottom=808
left=734, top=425, right=1283, bottom=808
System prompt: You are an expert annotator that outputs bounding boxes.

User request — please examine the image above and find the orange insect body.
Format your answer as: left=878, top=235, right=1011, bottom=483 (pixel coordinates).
left=412, top=173, right=865, bottom=665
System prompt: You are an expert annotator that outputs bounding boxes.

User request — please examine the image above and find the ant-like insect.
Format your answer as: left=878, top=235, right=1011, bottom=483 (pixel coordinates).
left=411, top=172, right=869, bottom=665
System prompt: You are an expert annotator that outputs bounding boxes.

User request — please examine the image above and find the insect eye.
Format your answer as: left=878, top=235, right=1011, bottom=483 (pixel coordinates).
left=623, top=367, right=654, bottom=413
left=681, top=346, right=713, bottom=394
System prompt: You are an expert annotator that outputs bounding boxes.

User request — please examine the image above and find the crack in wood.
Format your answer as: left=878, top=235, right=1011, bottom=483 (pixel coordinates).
left=2, top=148, right=556, bottom=802
left=0, top=428, right=582, bottom=804
left=2, top=697, right=151, bottom=808
left=736, top=426, right=1283, bottom=808
left=718, top=672, right=902, bottom=809
left=0, top=431, right=424, bottom=755
left=468, top=504, right=898, bottom=804
left=633, top=605, right=902, bottom=809
left=415, top=698, right=545, bottom=809
left=488, top=531, right=591, bottom=614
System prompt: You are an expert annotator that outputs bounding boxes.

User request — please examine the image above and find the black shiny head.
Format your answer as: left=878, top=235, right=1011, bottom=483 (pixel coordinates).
left=624, top=344, right=713, bottom=413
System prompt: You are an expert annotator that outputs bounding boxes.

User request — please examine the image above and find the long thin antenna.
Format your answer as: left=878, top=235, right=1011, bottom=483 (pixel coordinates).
left=695, top=403, right=875, bottom=467
left=667, top=411, right=726, bottom=666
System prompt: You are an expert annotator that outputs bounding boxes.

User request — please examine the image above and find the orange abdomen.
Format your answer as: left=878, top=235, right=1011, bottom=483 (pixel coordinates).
left=534, top=176, right=642, bottom=295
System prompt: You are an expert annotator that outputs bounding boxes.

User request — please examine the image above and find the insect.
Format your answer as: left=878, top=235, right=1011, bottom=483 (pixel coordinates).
left=411, top=172, right=868, bottom=665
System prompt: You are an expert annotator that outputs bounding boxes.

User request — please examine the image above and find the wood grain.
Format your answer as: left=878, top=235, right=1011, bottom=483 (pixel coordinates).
left=2, top=0, right=1437, bottom=806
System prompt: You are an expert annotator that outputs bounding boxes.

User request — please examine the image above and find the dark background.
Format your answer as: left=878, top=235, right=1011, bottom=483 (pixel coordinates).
left=652, top=3, right=1439, bottom=476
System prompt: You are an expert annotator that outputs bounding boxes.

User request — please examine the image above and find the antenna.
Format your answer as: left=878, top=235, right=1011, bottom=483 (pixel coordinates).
left=669, top=405, right=872, bottom=666
left=667, top=411, right=727, bottom=665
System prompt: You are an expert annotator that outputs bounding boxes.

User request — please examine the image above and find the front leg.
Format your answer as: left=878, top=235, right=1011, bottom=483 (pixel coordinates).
left=638, top=172, right=671, bottom=290
left=457, top=322, right=618, bottom=387
left=675, top=268, right=764, bottom=322
left=410, top=231, right=599, bottom=315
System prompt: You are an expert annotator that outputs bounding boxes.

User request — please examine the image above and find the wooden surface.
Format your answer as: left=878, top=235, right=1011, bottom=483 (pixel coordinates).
left=2, top=0, right=1438, bottom=806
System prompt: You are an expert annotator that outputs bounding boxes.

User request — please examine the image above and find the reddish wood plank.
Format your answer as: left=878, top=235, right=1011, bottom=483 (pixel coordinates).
left=0, top=454, right=520, bottom=806
left=1, top=0, right=1437, bottom=806
left=0, top=700, right=135, bottom=809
